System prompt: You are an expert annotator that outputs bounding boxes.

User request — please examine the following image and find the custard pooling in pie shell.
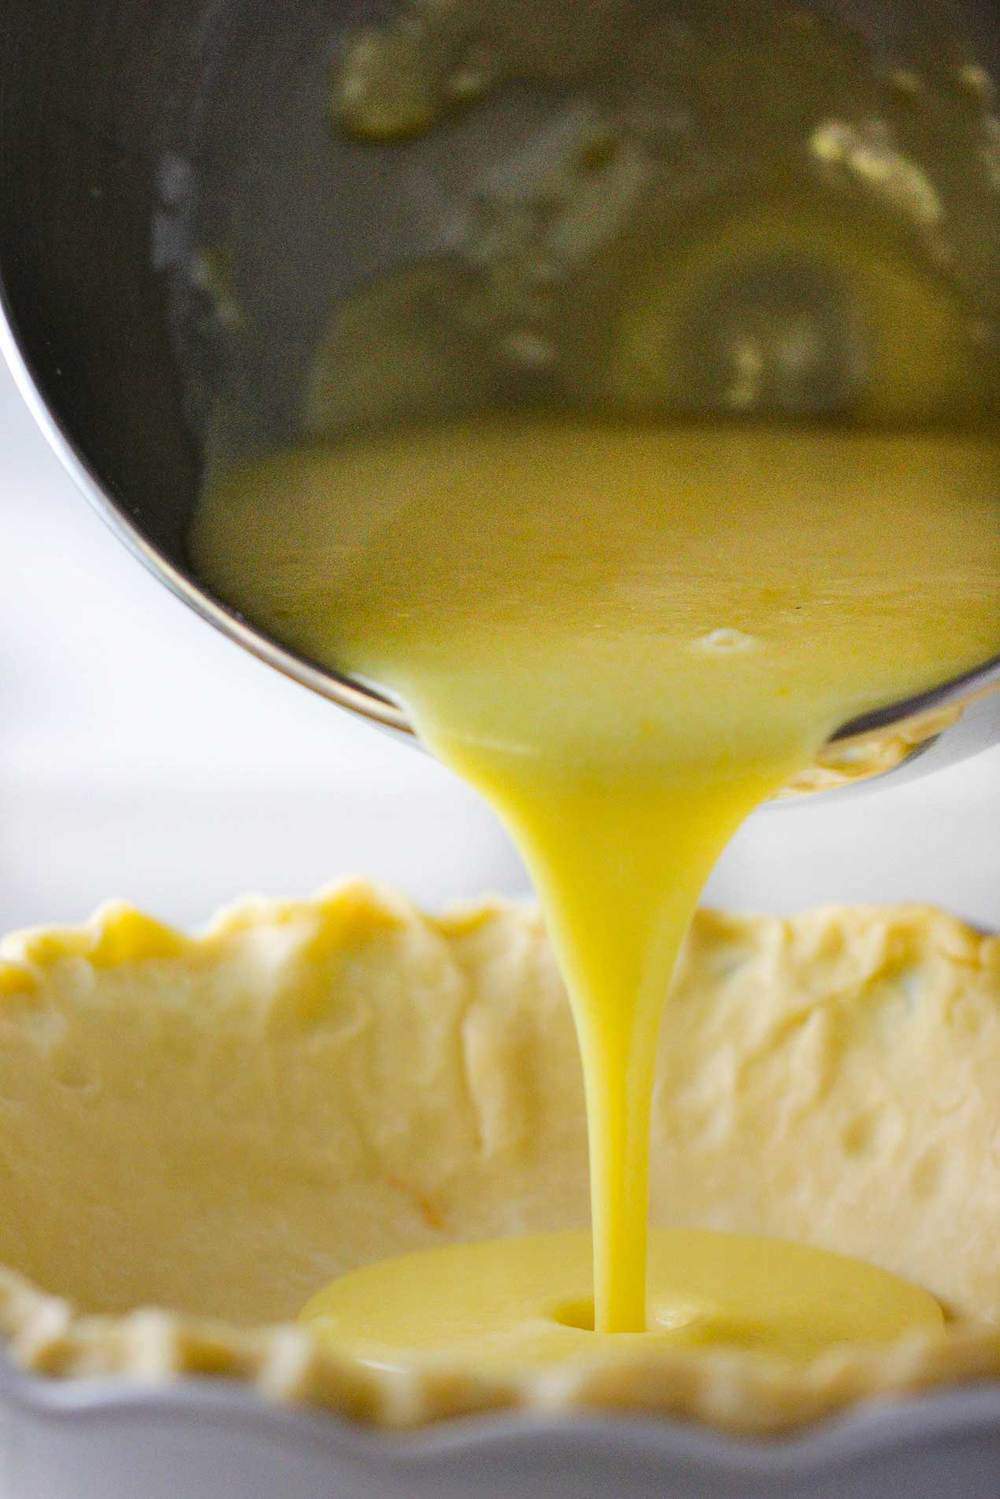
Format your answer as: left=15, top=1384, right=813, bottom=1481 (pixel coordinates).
left=0, top=886, right=997, bottom=1430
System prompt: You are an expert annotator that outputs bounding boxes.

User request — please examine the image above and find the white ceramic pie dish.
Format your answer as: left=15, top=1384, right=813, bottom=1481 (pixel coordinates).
left=1, top=888, right=998, bottom=1497
left=2, top=1354, right=999, bottom=1499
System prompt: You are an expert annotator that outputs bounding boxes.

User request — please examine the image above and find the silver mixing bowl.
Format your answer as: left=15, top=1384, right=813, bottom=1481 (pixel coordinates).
left=1, top=0, right=997, bottom=790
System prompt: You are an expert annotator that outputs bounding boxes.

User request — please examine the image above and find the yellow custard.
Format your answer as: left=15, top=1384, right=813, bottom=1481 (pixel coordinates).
left=193, top=418, right=998, bottom=1345
left=301, top=1229, right=944, bottom=1370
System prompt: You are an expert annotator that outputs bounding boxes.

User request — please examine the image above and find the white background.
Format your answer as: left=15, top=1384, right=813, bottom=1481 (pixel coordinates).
left=2, top=360, right=997, bottom=936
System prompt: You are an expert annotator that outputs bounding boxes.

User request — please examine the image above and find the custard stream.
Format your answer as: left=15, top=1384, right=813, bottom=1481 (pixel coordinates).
left=194, top=419, right=997, bottom=1345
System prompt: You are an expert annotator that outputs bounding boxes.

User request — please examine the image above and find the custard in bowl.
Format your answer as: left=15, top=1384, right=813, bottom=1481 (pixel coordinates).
left=1, top=883, right=998, bottom=1488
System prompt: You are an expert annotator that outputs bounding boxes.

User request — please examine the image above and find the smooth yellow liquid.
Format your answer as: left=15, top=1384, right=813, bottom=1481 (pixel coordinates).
left=301, top=1229, right=944, bottom=1369
left=194, top=418, right=998, bottom=1344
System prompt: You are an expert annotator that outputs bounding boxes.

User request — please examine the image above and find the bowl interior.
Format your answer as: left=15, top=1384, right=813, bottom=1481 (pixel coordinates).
left=3, top=0, right=997, bottom=576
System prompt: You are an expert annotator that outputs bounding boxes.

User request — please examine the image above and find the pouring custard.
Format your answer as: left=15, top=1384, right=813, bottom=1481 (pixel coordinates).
left=193, top=418, right=998, bottom=1354
left=188, top=0, right=998, bottom=1368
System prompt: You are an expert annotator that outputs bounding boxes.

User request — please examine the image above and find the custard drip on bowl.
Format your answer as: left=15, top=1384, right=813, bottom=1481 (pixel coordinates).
left=296, top=0, right=998, bottom=441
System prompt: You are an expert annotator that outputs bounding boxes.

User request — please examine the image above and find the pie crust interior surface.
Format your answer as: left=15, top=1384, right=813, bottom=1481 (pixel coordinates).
left=0, top=884, right=997, bottom=1432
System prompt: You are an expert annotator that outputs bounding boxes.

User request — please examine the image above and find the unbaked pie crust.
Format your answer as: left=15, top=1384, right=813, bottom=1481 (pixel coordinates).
left=0, top=885, right=997, bottom=1432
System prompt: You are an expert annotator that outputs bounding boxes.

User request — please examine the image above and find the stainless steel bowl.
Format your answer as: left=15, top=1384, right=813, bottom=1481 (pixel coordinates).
left=1, top=0, right=997, bottom=791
